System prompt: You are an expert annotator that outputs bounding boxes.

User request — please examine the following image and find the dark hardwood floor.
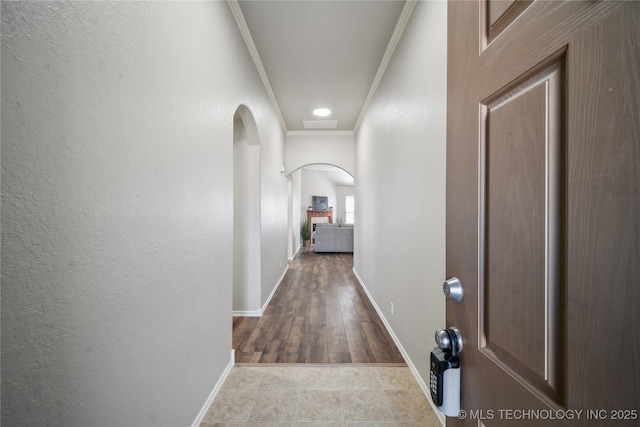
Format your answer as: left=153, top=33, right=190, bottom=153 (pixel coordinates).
left=233, top=247, right=406, bottom=365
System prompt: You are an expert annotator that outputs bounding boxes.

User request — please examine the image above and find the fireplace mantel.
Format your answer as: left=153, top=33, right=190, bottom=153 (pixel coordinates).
left=307, top=210, right=333, bottom=225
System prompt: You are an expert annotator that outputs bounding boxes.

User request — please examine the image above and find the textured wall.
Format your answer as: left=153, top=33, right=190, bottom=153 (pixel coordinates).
left=354, top=0, right=447, bottom=385
left=288, top=169, right=303, bottom=259
left=259, top=114, right=289, bottom=308
left=1, top=2, right=285, bottom=426
left=285, top=134, right=355, bottom=176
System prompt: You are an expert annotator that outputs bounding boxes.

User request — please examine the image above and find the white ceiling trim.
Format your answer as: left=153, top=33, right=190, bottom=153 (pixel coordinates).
left=228, top=0, right=288, bottom=132
left=353, top=0, right=418, bottom=132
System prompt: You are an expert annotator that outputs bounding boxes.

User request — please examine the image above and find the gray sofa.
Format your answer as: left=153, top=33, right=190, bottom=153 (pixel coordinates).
left=313, top=223, right=354, bottom=253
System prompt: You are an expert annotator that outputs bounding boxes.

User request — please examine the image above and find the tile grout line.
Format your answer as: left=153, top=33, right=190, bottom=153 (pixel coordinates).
left=339, top=389, right=346, bottom=424
left=377, top=367, right=399, bottom=424
left=294, top=367, right=301, bottom=423
left=294, top=388, right=300, bottom=423
left=242, top=369, right=263, bottom=423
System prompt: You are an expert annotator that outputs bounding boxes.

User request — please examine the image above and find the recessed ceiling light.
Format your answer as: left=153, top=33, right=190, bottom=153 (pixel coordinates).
left=313, top=108, right=331, bottom=117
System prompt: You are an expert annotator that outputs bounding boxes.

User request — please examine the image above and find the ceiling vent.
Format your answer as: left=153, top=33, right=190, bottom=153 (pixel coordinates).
left=303, top=120, right=338, bottom=129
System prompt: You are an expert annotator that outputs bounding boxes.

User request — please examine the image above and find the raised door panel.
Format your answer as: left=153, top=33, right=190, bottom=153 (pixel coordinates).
left=482, top=61, right=564, bottom=402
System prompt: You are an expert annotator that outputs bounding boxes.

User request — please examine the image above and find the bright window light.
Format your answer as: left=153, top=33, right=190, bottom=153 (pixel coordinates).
left=345, top=195, right=355, bottom=224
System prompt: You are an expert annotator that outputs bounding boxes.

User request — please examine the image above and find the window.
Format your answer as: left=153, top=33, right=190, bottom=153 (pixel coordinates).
left=345, top=195, right=355, bottom=224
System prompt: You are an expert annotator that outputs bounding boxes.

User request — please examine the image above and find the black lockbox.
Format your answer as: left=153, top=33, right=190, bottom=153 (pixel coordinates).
left=429, top=347, right=459, bottom=406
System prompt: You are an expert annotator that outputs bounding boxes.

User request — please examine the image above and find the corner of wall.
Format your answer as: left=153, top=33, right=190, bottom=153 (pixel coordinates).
left=190, top=350, right=236, bottom=427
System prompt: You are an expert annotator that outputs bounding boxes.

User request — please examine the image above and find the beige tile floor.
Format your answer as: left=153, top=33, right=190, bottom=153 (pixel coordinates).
left=201, top=366, right=442, bottom=427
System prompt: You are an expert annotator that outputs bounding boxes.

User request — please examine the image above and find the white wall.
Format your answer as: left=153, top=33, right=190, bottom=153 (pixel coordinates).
left=354, top=0, right=447, bottom=388
left=286, top=133, right=355, bottom=176
left=288, top=169, right=303, bottom=259
left=1, top=2, right=286, bottom=426
left=259, top=117, right=289, bottom=307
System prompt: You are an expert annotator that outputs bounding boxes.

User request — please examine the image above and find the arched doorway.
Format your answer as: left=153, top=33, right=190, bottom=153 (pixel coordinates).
left=287, top=163, right=355, bottom=260
left=233, top=105, right=261, bottom=315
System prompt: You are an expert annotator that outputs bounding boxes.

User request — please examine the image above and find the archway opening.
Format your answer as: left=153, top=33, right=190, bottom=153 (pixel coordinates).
left=287, top=164, right=355, bottom=260
left=233, top=106, right=261, bottom=316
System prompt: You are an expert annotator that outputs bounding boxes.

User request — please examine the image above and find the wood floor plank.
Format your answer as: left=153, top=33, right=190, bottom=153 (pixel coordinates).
left=328, top=352, right=352, bottom=363
left=232, top=247, right=405, bottom=364
left=309, top=294, right=326, bottom=325
left=305, top=321, right=328, bottom=363
left=281, top=315, right=306, bottom=363
left=232, top=317, right=258, bottom=351
left=259, top=339, right=283, bottom=363
left=342, top=312, right=376, bottom=363
left=361, top=321, right=403, bottom=363
left=240, top=327, right=267, bottom=356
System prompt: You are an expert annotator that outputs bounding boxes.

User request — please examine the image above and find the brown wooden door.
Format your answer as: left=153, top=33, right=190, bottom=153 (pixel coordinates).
left=446, top=1, right=639, bottom=426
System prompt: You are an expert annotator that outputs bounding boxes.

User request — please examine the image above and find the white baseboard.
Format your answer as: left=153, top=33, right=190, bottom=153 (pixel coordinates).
left=288, top=244, right=301, bottom=261
left=261, top=266, right=288, bottom=313
left=352, top=268, right=446, bottom=427
left=232, top=310, right=262, bottom=317
left=191, top=349, right=235, bottom=427
left=232, top=265, right=289, bottom=318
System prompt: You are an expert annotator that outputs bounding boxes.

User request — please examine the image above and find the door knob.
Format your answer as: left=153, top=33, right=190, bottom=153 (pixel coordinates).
left=435, top=326, right=463, bottom=354
left=443, top=277, right=463, bottom=302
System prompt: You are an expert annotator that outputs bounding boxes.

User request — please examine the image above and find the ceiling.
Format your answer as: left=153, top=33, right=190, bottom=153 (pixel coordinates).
left=230, top=0, right=412, bottom=133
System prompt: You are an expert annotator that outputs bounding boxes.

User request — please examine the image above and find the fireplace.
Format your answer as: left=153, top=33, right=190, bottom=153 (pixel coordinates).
left=307, top=210, right=333, bottom=228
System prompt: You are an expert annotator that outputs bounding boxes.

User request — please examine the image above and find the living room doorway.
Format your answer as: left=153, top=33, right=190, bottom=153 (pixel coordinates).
left=287, top=164, right=355, bottom=260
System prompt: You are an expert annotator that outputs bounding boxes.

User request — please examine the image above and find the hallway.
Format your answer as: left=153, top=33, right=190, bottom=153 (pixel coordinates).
left=214, top=252, right=441, bottom=426
left=2, top=2, right=448, bottom=425
left=233, top=248, right=405, bottom=364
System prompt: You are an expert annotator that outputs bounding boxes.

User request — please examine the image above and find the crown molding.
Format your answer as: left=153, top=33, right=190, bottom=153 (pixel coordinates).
left=228, top=0, right=288, bottom=133
left=353, top=0, right=417, bottom=133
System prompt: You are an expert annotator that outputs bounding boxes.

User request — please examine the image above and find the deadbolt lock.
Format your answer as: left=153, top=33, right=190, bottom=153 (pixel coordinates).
left=443, top=277, right=463, bottom=302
